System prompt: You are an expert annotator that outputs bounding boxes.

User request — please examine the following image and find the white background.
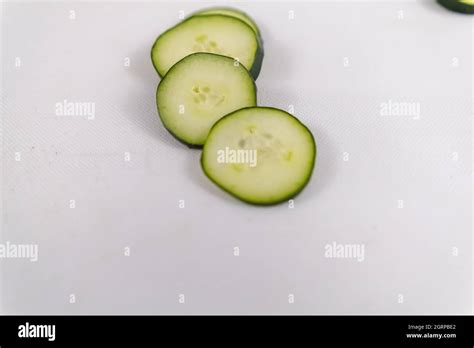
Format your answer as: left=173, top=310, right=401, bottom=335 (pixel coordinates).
left=0, top=0, right=472, bottom=314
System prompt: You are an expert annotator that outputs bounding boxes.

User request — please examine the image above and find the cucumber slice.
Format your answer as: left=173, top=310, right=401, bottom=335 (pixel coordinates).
left=156, top=53, right=257, bottom=147
left=438, top=0, right=474, bottom=13
left=151, top=14, right=263, bottom=79
left=191, top=7, right=261, bottom=37
left=201, top=107, right=316, bottom=205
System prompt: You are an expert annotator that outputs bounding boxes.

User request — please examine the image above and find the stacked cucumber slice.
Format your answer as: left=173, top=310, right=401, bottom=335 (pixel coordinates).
left=151, top=12, right=263, bottom=79
left=202, top=107, right=316, bottom=205
left=192, top=7, right=262, bottom=36
left=157, top=53, right=257, bottom=146
left=152, top=8, right=316, bottom=205
left=437, top=0, right=474, bottom=13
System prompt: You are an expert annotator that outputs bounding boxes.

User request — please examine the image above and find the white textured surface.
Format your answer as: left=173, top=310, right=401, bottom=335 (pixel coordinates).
left=0, top=0, right=472, bottom=314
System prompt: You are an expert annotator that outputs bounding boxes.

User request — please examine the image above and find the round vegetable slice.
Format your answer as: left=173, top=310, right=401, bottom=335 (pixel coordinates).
left=437, top=0, right=474, bottom=13
left=191, top=7, right=261, bottom=37
left=151, top=14, right=263, bottom=79
left=156, top=53, right=257, bottom=147
left=201, top=107, right=316, bottom=205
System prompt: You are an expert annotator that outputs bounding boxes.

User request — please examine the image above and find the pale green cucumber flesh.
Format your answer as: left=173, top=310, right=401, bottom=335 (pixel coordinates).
left=156, top=53, right=257, bottom=147
left=191, top=7, right=261, bottom=36
left=201, top=107, right=316, bottom=205
left=189, top=8, right=264, bottom=78
left=151, top=15, right=262, bottom=78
